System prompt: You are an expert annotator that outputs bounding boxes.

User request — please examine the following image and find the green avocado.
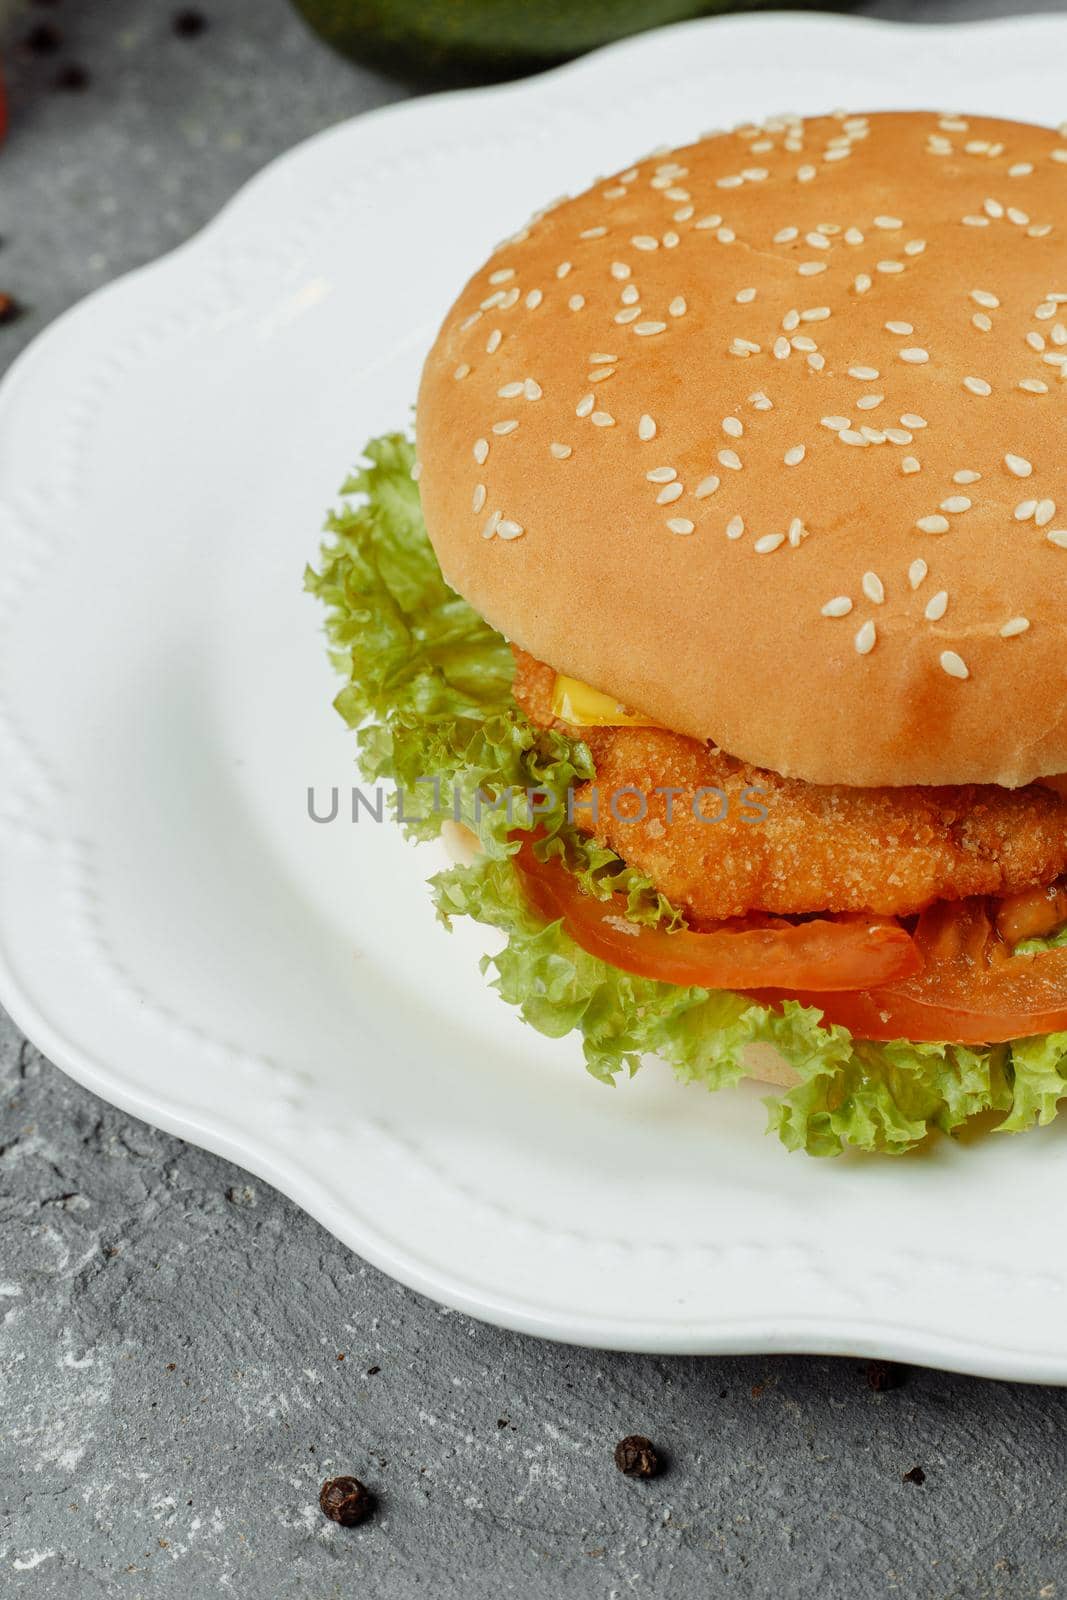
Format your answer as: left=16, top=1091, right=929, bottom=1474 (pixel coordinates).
left=290, top=0, right=829, bottom=82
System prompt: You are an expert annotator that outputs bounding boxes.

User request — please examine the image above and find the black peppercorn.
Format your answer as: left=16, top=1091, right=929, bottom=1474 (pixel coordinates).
left=614, top=1435, right=660, bottom=1479
left=867, top=1359, right=904, bottom=1392
left=0, top=294, right=22, bottom=326
left=55, top=64, right=90, bottom=92
left=173, top=9, right=208, bottom=38
left=902, top=1465, right=926, bottom=1486
left=319, top=1476, right=374, bottom=1526
left=25, top=22, right=62, bottom=55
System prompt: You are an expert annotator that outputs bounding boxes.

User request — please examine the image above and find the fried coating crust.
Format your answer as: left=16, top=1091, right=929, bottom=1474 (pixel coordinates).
left=512, top=648, right=1067, bottom=921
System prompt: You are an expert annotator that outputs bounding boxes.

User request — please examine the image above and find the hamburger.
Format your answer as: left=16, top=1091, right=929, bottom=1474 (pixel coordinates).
left=308, top=110, right=1067, bottom=1156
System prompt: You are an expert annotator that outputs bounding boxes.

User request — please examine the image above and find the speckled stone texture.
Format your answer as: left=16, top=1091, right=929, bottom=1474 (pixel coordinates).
left=4, top=1, right=1067, bottom=1594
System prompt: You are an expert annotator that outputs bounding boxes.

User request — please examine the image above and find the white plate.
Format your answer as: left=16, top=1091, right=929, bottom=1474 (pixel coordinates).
left=4, top=12, right=1067, bottom=1380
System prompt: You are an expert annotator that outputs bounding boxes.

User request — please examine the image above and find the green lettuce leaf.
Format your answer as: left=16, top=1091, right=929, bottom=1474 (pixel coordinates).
left=307, top=433, right=1067, bottom=1157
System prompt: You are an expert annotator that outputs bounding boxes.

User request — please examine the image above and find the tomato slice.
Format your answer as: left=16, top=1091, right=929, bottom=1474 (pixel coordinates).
left=757, top=897, right=1067, bottom=1044
left=513, top=836, right=921, bottom=993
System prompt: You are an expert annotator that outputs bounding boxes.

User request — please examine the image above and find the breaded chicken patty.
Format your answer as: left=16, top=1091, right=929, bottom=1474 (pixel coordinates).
left=512, top=649, right=1067, bottom=921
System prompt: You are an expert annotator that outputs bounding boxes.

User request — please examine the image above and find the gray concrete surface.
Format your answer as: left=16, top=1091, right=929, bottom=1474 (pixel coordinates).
left=3, top=2, right=1067, bottom=1595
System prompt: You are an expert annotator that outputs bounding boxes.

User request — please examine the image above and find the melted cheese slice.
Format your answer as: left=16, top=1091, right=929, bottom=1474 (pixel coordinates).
left=551, top=674, right=662, bottom=729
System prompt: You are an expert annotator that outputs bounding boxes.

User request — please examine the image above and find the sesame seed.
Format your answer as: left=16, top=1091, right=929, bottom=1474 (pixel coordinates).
left=725, top=515, right=745, bottom=539
left=631, top=235, right=659, bottom=251
left=453, top=363, right=471, bottom=381
left=656, top=482, right=684, bottom=504
left=638, top=414, right=656, bottom=441
left=1005, top=454, right=1033, bottom=477
left=839, top=430, right=869, bottom=447
left=754, top=533, right=785, bottom=554
left=472, top=483, right=486, bottom=512
left=1022, top=378, right=1052, bottom=395
left=900, top=347, right=930, bottom=364
left=488, top=268, right=515, bottom=285
left=576, top=393, right=595, bottom=417
left=850, top=365, right=880, bottom=380
left=749, top=391, right=773, bottom=410
left=634, top=321, right=667, bottom=335
left=856, top=394, right=884, bottom=411
left=862, top=572, right=885, bottom=604
left=549, top=442, right=572, bottom=460
left=853, top=274, right=873, bottom=294
left=877, top=260, right=905, bottom=274
left=798, top=261, right=828, bottom=276
left=1036, top=498, right=1057, bottom=526
left=694, top=214, right=724, bottom=230
left=579, top=225, right=607, bottom=239
left=941, top=496, right=972, bottom=513
left=722, top=416, right=744, bottom=438
left=615, top=308, right=641, bottom=324
left=590, top=411, right=615, bottom=427
left=917, top=515, right=950, bottom=533
left=620, top=284, right=640, bottom=305
left=855, top=620, right=877, bottom=655
left=610, top=262, right=631, bottom=280
left=493, top=419, right=518, bottom=435
left=1015, top=499, right=1038, bottom=521
left=963, top=376, right=992, bottom=395
left=736, top=287, right=757, bottom=303
left=954, top=470, right=981, bottom=484
left=821, top=415, right=851, bottom=431
left=646, top=466, right=677, bottom=483
left=1000, top=617, right=1030, bottom=637
left=694, top=475, right=720, bottom=498
left=822, top=595, right=853, bottom=617
left=525, top=289, right=543, bottom=310
left=925, top=590, right=949, bottom=621
left=782, top=309, right=801, bottom=332
left=497, top=518, right=525, bottom=540
left=973, top=313, right=993, bottom=333
left=669, top=297, right=687, bottom=317
left=667, top=517, right=695, bottom=535
left=784, top=444, right=806, bottom=466
left=940, top=650, right=969, bottom=680
left=1046, top=529, right=1067, bottom=548
left=885, top=321, right=914, bottom=335
left=801, top=306, right=831, bottom=322
left=522, top=378, right=541, bottom=401
left=901, top=413, right=927, bottom=429
left=874, top=214, right=903, bottom=229
left=902, top=456, right=921, bottom=474
left=497, top=381, right=524, bottom=398
left=481, top=510, right=500, bottom=540
left=555, top=261, right=572, bottom=279
left=774, top=226, right=799, bottom=243
left=718, top=449, right=743, bottom=470
left=971, top=289, right=1000, bottom=308
left=908, top=558, right=928, bottom=589
left=773, top=336, right=791, bottom=360
left=473, top=438, right=489, bottom=464
left=568, top=294, right=585, bottom=312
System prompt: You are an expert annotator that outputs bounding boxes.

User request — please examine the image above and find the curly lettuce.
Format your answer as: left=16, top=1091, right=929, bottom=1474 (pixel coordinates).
left=306, top=433, right=1067, bottom=1157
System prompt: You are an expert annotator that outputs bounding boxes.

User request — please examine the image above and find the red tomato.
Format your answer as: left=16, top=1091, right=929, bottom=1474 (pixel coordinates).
left=756, top=897, right=1067, bottom=1044
left=513, top=836, right=921, bottom=994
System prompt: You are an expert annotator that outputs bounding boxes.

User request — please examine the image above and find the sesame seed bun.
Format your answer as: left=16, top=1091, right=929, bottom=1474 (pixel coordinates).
left=415, top=111, right=1067, bottom=789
